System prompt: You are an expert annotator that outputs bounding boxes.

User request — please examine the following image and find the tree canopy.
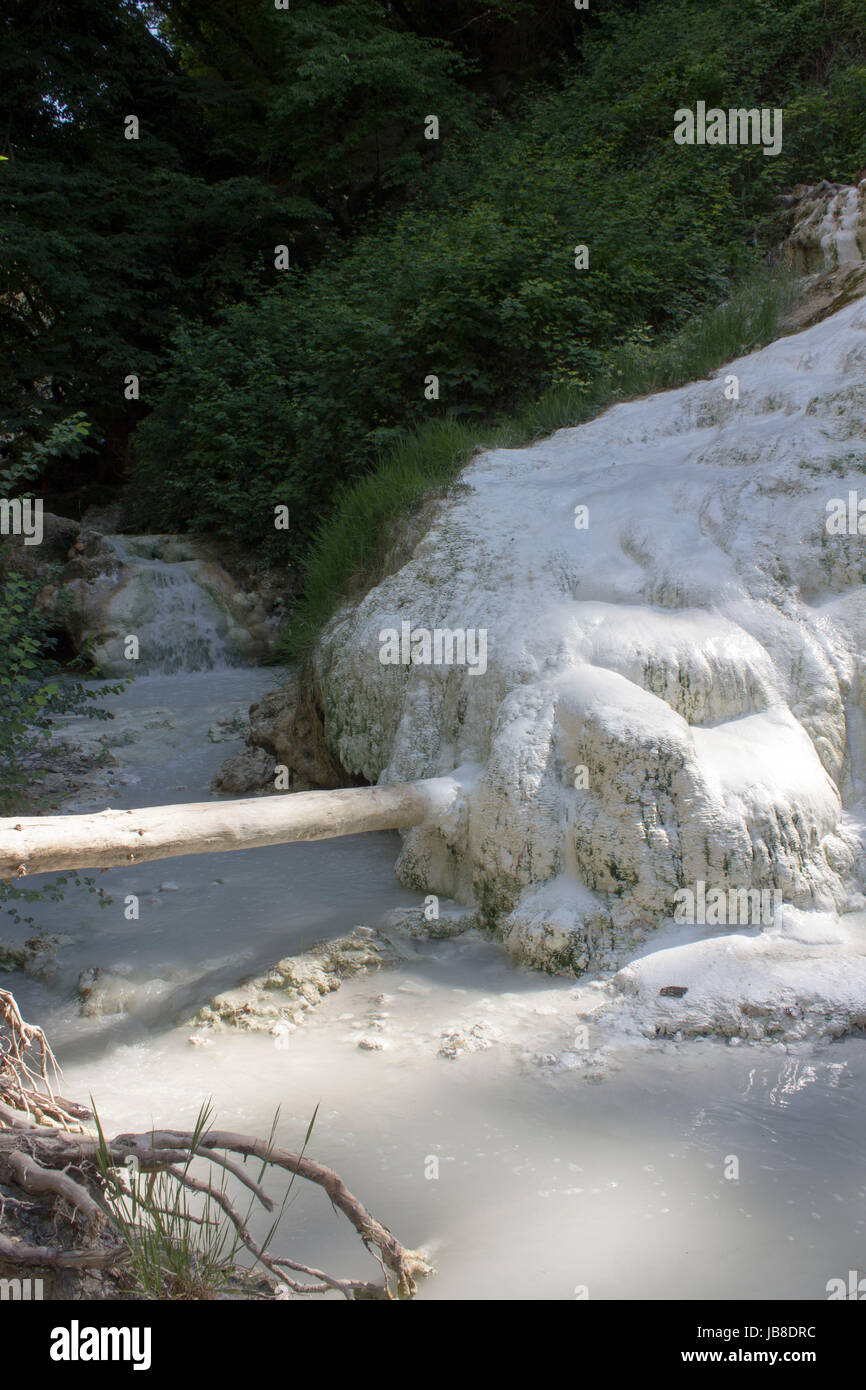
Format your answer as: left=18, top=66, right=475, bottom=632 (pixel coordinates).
left=1, top=0, right=864, bottom=548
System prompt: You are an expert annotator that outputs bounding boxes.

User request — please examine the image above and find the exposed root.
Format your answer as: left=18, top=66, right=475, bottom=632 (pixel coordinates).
left=0, top=991, right=432, bottom=1299
left=0, top=1231, right=125, bottom=1269
left=5, top=1150, right=105, bottom=1232
left=0, top=988, right=88, bottom=1129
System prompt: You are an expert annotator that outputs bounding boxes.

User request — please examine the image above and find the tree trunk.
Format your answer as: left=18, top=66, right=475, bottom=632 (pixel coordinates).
left=0, top=777, right=460, bottom=877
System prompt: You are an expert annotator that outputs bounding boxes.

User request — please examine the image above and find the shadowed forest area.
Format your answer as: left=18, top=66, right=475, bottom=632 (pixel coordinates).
left=3, top=1, right=865, bottom=602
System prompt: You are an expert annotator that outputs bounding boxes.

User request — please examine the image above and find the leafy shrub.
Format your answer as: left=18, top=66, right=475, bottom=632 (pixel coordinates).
left=132, top=0, right=866, bottom=566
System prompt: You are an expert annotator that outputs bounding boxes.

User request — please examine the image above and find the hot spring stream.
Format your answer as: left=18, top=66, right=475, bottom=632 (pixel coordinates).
left=9, top=660, right=866, bottom=1300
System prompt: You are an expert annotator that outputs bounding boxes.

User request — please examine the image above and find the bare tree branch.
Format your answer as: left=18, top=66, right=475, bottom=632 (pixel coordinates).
left=0, top=994, right=432, bottom=1299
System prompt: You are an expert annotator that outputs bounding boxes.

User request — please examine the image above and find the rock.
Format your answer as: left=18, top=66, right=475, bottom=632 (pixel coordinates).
left=531, top=1052, right=559, bottom=1067
left=209, top=663, right=363, bottom=796
left=246, top=676, right=348, bottom=791
left=297, top=183, right=866, bottom=983
left=76, top=966, right=133, bottom=1017
left=607, top=907, right=866, bottom=1042
left=0, top=933, right=71, bottom=980
left=207, top=710, right=249, bottom=742
left=778, top=180, right=866, bottom=331
left=190, top=927, right=403, bottom=1036
left=384, top=904, right=476, bottom=940
left=0, top=941, right=37, bottom=973
left=57, top=534, right=278, bottom=675
left=210, top=746, right=276, bottom=797
left=11, top=703, right=184, bottom=811
left=438, top=1022, right=497, bottom=1060
left=0, top=513, right=81, bottom=583
left=781, top=180, right=866, bottom=274
left=210, top=674, right=351, bottom=794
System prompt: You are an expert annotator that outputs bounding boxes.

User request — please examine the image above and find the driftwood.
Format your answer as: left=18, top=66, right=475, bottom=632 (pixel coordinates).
left=0, top=990, right=431, bottom=1299
left=0, top=990, right=91, bottom=1128
left=0, top=772, right=453, bottom=1293
left=0, top=777, right=460, bottom=876
left=0, top=1122, right=432, bottom=1298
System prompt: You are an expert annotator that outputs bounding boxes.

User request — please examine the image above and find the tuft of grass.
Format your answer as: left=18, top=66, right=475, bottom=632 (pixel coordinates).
left=94, top=1101, right=239, bottom=1300
left=279, top=264, right=798, bottom=662
left=93, top=1100, right=314, bottom=1301
left=279, top=418, right=479, bottom=659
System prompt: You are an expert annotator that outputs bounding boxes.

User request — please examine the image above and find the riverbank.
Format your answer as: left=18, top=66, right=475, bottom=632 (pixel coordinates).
left=2, top=668, right=864, bottom=1299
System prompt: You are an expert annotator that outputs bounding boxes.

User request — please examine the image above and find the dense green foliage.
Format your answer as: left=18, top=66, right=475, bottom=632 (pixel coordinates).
left=2, top=0, right=865, bottom=631
left=0, top=0, right=307, bottom=507
left=129, top=0, right=866, bottom=566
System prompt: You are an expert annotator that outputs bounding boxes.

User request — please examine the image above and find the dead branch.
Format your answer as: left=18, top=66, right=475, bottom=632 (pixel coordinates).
left=5, top=1150, right=105, bottom=1231
left=0, top=1231, right=125, bottom=1269
left=134, top=1128, right=432, bottom=1297
left=0, top=993, right=432, bottom=1299
left=0, top=989, right=88, bottom=1128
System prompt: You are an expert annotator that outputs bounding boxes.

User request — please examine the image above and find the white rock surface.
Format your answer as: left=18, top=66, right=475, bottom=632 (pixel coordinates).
left=783, top=177, right=866, bottom=272
left=609, top=906, right=866, bottom=1042
left=310, top=190, right=866, bottom=1029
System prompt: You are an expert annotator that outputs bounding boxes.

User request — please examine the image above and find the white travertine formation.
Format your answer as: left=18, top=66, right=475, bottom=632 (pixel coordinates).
left=313, top=190, right=866, bottom=1010
left=783, top=177, right=866, bottom=272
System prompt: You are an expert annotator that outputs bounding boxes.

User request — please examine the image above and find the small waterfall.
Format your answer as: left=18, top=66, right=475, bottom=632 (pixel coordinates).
left=103, top=537, right=244, bottom=675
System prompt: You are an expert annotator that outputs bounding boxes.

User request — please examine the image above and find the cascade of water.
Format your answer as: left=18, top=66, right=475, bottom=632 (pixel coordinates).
left=104, top=537, right=241, bottom=674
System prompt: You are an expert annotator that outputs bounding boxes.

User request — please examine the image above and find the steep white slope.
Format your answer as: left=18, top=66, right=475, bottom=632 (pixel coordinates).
left=312, top=191, right=866, bottom=1022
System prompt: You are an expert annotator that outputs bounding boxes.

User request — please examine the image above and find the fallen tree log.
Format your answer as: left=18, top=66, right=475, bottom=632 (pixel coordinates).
left=0, top=777, right=460, bottom=877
